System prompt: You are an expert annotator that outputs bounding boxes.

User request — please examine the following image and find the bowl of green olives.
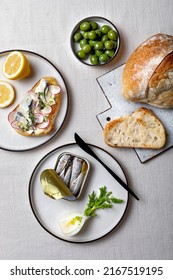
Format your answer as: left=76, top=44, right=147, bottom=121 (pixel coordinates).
left=70, top=16, right=120, bottom=66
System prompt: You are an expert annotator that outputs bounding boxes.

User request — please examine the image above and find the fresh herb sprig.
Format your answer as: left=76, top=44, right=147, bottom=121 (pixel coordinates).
left=84, top=186, right=123, bottom=217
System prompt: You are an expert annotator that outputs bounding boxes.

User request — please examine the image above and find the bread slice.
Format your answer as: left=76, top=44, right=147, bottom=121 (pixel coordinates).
left=104, top=108, right=166, bottom=149
left=8, top=76, right=61, bottom=136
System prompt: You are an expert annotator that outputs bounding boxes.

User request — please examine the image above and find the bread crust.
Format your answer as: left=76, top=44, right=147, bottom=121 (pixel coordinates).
left=122, top=34, right=173, bottom=108
left=9, top=76, right=61, bottom=136
left=149, top=53, right=173, bottom=87
left=104, top=107, right=166, bottom=149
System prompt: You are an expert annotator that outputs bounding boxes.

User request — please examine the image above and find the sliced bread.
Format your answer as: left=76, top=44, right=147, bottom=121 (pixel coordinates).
left=104, top=107, right=166, bottom=149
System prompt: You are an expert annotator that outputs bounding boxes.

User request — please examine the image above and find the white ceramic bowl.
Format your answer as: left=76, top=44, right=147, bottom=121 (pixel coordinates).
left=70, top=16, right=120, bottom=66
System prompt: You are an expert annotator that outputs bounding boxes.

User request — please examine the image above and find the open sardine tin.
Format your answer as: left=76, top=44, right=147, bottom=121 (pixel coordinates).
left=54, top=152, right=90, bottom=200
left=40, top=152, right=90, bottom=201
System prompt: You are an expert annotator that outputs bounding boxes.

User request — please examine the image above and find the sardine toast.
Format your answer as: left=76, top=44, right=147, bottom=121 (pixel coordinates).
left=8, top=77, right=61, bottom=136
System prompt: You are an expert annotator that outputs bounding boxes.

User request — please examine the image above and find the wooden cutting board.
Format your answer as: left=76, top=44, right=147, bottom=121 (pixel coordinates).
left=96, top=64, right=173, bottom=163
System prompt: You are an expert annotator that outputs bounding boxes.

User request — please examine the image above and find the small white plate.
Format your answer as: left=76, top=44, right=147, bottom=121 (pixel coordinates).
left=70, top=16, right=120, bottom=66
left=0, top=50, right=68, bottom=151
left=29, top=143, right=129, bottom=243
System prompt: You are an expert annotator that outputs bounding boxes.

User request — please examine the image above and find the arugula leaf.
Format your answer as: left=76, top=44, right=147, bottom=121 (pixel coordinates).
left=84, top=186, right=123, bottom=217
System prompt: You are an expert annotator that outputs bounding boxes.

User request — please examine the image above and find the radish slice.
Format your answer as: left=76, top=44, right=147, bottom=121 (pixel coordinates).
left=28, top=90, right=38, bottom=101
left=34, top=113, right=44, bottom=124
left=34, top=100, right=41, bottom=113
left=48, top=85, right=61, bottom=95
left=11, top=121, right=21, bottom=130
left=34, top=106, right=41, bottom=114
left=37, top=120, right=49, bottom=129
left=8, top=111, right=17, bottom=123
left=41, top=106, right=52, bottom=115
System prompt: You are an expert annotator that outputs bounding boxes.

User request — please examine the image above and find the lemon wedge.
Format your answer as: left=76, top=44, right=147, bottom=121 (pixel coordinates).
left=2, top=51, right=30, bottom=80
left=0, top=80, right=15, bottom=108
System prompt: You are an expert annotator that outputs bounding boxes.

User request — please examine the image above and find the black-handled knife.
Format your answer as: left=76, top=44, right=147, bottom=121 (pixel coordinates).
left=74, top=133, right=139, bottom=201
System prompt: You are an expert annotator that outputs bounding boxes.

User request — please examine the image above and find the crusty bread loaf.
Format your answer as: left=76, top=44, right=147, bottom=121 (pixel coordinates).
left=8, top=76, right=61, bottom=136
left=122, top=34, right=173, bottom=108
left=104, top=108, right=166, bottom=149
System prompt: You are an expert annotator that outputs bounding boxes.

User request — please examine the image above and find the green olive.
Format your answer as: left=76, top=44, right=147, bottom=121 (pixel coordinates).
left=77, top=50, right=86, bottom=59
left=104, top=40, right=114, bottom=50
left=95, top=29, right=102, bottom=38
left=94, top=41, right=104, bottom=50
left=80, top=21, right=91, bottom=31
left=73, top=32, right=83, bottom=42
left=101, top=25, right=111, bottom=34
left=89, top=40, right=97, bottom=47
left=105, top=50, right=115, bottom=58
left=80, top=38, right=88, bottom=48
left=90, top=55, right=99, bottom=65
left=101, top=34, right=109, bottom=43
left=107, top=30, right=118, bottom=40
left=83, top=32, right=89, bottom=39
left=110, top=40, right=117, bottom=48
left=95, top=50, right=103, bottom=57
left=88, top=30, right=97, bottom=40
left=82, top=44, right=92, bottom=53
left=99, top=53, right=109, bottom=63
left=90, top=21, right=98, bottom=30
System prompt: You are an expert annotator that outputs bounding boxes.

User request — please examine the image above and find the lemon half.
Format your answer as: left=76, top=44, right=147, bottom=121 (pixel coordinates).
left=2, top=51, right=30, bottom=80
left=0, top=80, right=15, bottom=108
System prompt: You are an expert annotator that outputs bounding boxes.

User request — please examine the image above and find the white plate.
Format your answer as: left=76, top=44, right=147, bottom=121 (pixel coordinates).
left=0, top=50, right=68, bottom=151
left=70, top=16, right=120, bottom=66
left=29, top=143, right=129, bottom=243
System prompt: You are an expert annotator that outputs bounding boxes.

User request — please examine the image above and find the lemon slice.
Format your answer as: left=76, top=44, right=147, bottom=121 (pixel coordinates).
left=2, top=51, right=30, bottom=80
left=0, top=80, right=15, bottom=108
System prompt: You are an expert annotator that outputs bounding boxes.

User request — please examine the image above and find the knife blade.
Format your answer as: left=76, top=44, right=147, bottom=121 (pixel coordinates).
left=74, top=133, right=139, bottom=201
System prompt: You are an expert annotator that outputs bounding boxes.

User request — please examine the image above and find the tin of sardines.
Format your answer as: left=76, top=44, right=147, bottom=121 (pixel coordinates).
left=54, top=152, right=90, bottom=199
left=40, top=152, right=90, bottom=201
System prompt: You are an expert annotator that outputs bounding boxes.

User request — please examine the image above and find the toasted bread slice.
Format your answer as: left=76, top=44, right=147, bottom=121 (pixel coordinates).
left=104, top=107, right=166, bottom=149
left=8, top=77, right=61, bottom=136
